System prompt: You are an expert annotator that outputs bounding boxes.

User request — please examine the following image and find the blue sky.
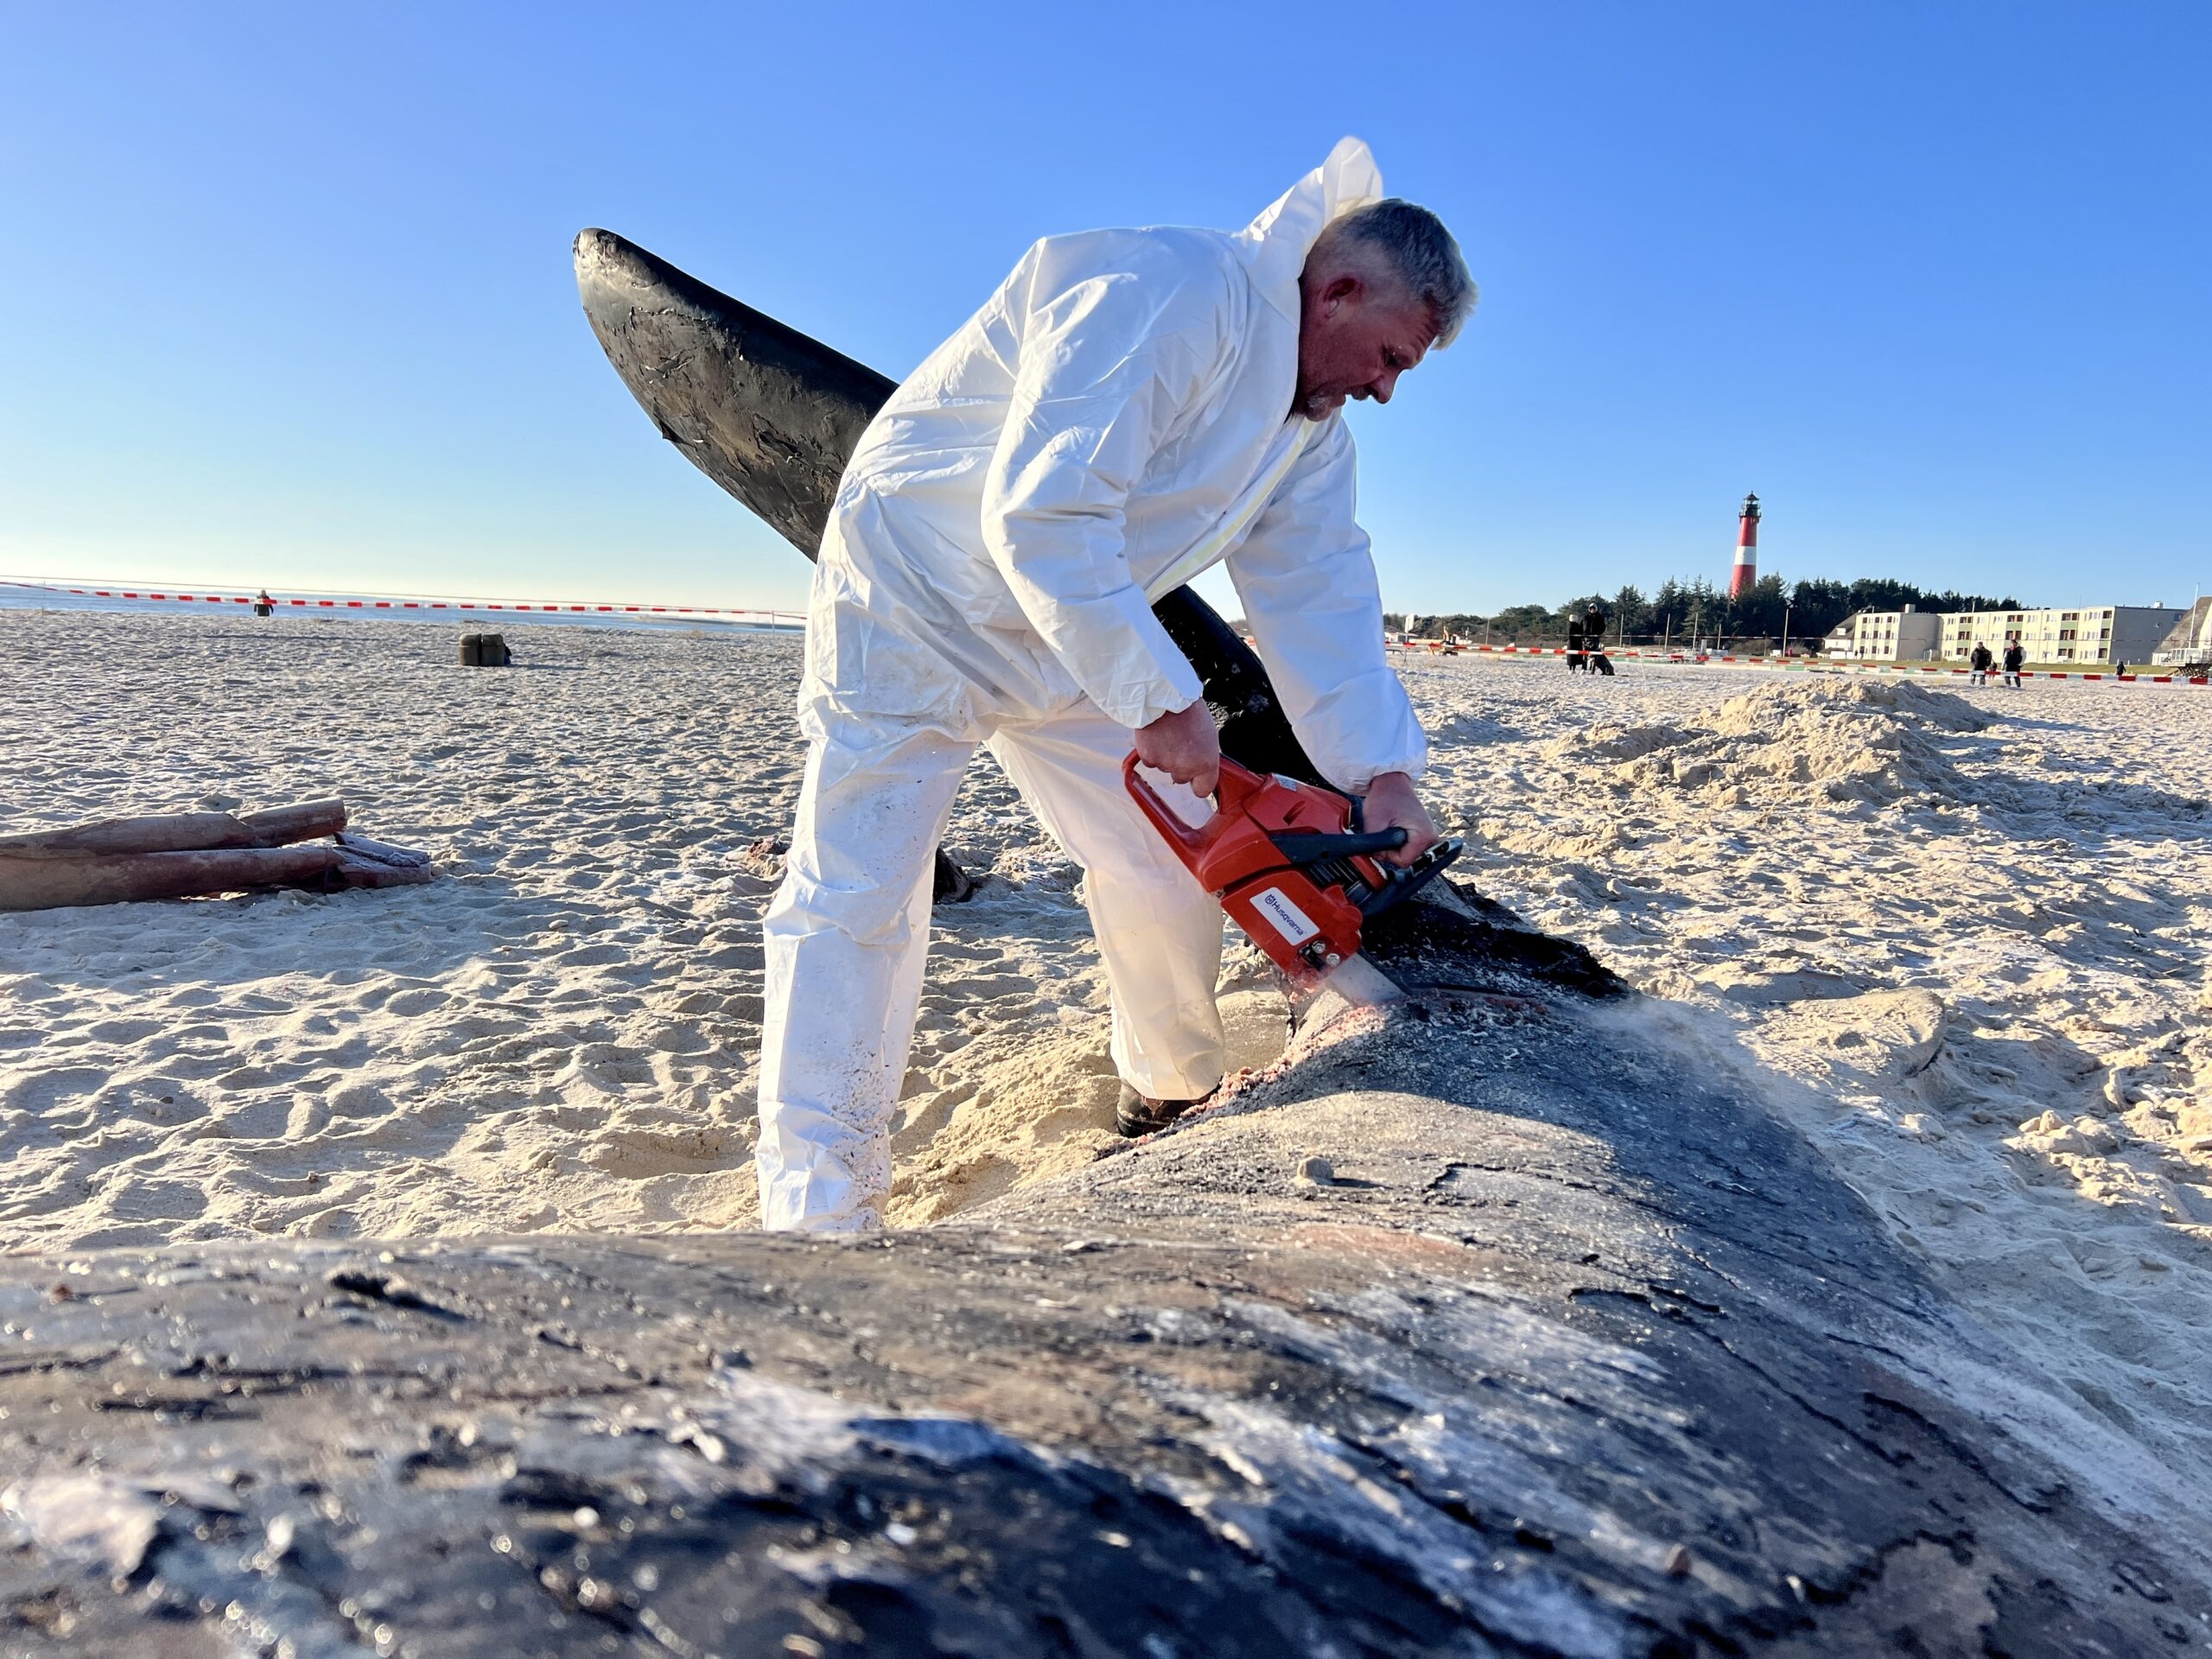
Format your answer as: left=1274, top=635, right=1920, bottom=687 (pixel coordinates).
left=4, top=2, right=2205, bottom=614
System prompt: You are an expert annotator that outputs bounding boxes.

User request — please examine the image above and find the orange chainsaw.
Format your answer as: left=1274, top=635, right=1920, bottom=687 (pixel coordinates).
left=1123, top=754, right=1462, bottom=1006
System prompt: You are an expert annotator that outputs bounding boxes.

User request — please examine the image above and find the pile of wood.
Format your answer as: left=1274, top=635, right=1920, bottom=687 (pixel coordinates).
left=0, top=801, right=432, bottom=912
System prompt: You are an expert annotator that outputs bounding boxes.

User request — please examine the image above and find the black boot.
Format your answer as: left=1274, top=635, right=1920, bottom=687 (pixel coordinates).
left=1116, top=1083, right=1210, bottom=1139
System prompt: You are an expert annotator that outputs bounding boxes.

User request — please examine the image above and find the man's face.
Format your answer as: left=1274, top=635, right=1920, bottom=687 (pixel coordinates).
left=1292, top=270, right=1434, bottom=422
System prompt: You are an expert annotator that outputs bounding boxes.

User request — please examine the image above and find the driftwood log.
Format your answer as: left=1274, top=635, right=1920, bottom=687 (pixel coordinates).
left=0, top=804, right=432, bottom=912
left=0, top=883, right=2201, bottom=1655
left=0, top=801, right=347, bottom=857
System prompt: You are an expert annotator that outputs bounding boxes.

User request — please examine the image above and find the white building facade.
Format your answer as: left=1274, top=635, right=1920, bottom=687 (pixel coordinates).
left=1938, top=605, right=2187, bottom=667
left=2151, top=601, right=2211, bottom=666
left=1825, top=607, right=1942, bottom=661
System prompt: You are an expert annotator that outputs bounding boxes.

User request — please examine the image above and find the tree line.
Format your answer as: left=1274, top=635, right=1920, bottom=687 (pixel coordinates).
left=1388, top=575, right=2024, bottom=649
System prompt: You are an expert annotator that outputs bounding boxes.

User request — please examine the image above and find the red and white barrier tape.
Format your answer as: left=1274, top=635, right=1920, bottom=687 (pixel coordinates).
left=13, top=581, right=2201, bottom=684
left=1386, top=641, right=2208, bottom=686
left=2, top=578, right=802, bottom=627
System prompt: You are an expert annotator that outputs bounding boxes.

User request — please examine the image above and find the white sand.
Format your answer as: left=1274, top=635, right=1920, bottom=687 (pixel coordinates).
left=3, top=608, right=2209, bottom=1486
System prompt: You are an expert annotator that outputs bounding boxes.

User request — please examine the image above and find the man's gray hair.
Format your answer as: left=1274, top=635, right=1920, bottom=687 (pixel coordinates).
left=1317, top=198, right=1476, bottom=347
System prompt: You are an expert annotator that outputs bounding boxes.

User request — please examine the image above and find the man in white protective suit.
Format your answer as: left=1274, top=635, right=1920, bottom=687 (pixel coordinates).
left=757, top=137, right=1474, bottom=1232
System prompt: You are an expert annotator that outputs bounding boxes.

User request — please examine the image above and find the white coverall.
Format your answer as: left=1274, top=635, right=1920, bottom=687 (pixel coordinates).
left=757, top=137, right=1430, bottom=1231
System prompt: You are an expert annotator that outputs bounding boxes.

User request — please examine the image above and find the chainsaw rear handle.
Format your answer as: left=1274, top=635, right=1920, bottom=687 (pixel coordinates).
left=1120, top=752, right=1275, bottom=864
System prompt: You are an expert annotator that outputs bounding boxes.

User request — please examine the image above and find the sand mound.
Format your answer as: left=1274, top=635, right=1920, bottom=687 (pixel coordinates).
left=1549, top=677, right=1986, bottom=805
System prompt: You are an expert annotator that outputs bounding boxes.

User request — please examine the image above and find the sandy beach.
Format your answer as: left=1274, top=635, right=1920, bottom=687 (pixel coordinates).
left=3, top=606, right=2208, bottom=1491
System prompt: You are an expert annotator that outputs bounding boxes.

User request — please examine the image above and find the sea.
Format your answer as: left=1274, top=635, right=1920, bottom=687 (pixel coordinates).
left=0, top=577, right=801, bottom=633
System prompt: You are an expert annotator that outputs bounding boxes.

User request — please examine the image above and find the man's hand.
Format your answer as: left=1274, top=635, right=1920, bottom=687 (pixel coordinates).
left=1133, top=702, right=1221, bottom=799
left=1361, top=771, right=1440, bottom=868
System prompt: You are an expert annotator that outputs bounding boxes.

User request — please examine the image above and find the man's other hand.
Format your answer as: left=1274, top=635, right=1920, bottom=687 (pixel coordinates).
left=1134, top=702, right=1221, bottom=799
left=1362, top=772, right=1440, bottom=868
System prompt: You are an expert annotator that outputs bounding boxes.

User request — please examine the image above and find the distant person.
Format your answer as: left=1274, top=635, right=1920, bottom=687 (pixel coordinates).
left=2002, top=639, right=2024, bottom=689
left=1591, top=608, right=1614, bottom=673
left=1968, top=641, right=1992, bottom=686
left=1581, top=606, right=1613, bottom=677
left=252, top=588, right=274, bottom=619
left=1565, top=609, right=1586, bottom=673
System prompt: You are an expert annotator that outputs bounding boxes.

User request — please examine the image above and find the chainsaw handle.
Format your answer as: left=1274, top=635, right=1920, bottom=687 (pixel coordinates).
left=1121, top=752, right=1271, bottom=853
left=1268, top=827, right=1409, bottom=865
left=1121, top=752, right=1210, bottom=860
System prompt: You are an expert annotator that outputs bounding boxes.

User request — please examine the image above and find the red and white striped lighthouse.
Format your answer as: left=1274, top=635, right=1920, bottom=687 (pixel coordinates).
left=1728, top=493, right=1761, bottom=601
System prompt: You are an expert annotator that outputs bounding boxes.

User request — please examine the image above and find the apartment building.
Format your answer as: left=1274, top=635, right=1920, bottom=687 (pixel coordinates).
left=1824, top=607, right=1941, bottom=661
left=1938, top=605, right=2188, bottom=666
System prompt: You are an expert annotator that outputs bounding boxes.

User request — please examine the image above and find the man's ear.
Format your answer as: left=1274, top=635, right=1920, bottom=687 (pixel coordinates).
left=1320, top=271, right=1363, bottom=314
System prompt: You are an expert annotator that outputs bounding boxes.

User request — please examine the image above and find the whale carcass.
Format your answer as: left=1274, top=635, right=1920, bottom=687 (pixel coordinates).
left=0, top=894, right=2199, bottom=1653
left=0, top=236, right=2199, bottom=1656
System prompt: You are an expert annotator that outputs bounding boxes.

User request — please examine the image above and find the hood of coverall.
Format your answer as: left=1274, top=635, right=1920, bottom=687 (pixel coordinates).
left=1232, top=136, right=1386, bottom=326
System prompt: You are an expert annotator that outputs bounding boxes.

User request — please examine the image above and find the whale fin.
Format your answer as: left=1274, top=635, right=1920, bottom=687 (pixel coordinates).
left=573, top=227, right=893, bottom=556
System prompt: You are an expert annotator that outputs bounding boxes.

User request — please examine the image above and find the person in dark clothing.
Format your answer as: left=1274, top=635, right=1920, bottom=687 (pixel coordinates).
left=252, top=588, right=275, bottom=619
left=1969, top=641, right=1993, bottom=686
left=2002, top=639, right=2024, bottom=689
left=1582, top=606, right=1613, bottom=676
left=1565, top=608, right=1586, bottom=673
